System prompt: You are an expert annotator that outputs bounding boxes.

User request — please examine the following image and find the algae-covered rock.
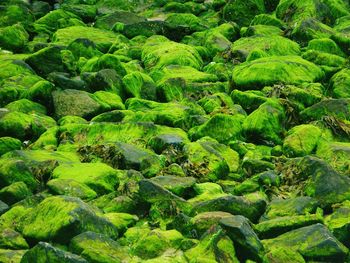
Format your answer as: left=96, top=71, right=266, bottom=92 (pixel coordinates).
left=47, top=179, right=97, bottom=201
left=52, top=163, right=120, bottom=194
left=0, top=137, right=21, bottom=156
left=21, top=242, right=87, bottom=263
left=0, top=182, right=32, bottom=205
left=19, top=196, right=118, bottom=243
left=70, top=231, right=133, bottom=262
left=232, top=56, right=324, bottom=89
left=262, top=224, right=348, bottom=261
left=0, top=24, right=29, bottom=52
left=223, top=0, right=266, bottom=26
left=242, top=99, right=285, bottom=145
left=330, top=68, right=350, bottom=98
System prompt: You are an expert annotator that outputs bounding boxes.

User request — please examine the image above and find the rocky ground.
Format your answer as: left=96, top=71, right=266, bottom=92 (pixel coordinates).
left=0, top=0, right=350, bottom=262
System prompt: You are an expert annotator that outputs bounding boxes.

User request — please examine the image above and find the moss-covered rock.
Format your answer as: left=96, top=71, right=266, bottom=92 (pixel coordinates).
left=232, top=56, right=324, bottom=89
left=0, top=24, right=28, bottom=52
left=306, top=38, right=346, bottom=57
left=47, top=179, right=97, bottom=201
left=52, top=26, right=120, bottom=52
left=70, top=231, right=133, bottom=262
left=283, top=124, right=322, bottom=157
left=231, top=35, right=300, bottom=61
left=21, top=242, right=87, bottom=263
left=242, top=99, right=285, bottom=145
left=149, top=176, right=196, bottom=197
left=330, top=68, right=350, bottom=98
left=142, top=36, right=203, bottom=70
left=5, top=99, right=46, bottom=115
left=0, top=182, right=32, bottom=205
left=0, top=137, right=21, bottom=156
left=18, top=196, right=118, bottom=243
left=262, top=224, right=348, bottom=261
left=122, top=71, right=157, bottom=100
left=189, top=113, right=245, bottom=144
left=223, top=0, right=266, bottom=26
left=316, top=141, right=350, bottom=174
left=52, top=163, right=120, bottom=195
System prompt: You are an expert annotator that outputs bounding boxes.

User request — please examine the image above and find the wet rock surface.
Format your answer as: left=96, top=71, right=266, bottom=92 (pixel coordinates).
left=0, top=0, right=350, bottom=262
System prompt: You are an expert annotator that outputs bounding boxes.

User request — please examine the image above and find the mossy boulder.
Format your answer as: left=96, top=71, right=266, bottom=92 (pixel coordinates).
left=0, top=24, right=29, bottom=52
left=122, top=72, right=157, bottom=100
left=0, top=228, right=28, bottom=250
left=21, top=242, right=87, bottom=263
left=232, top=56, right=324, bottom=89
left=5, top=99, right=46, bottom=115
left=149, top=176, right=196, bottom=197
left=80, top=54, right=126, bottom=76
left=283, top=124, right=322, bottom=157
left=70, top=231, right=133, bottom=262
left=0, top=182, right=32, bottom=205
left=0, top=137, right=21, bottom=156
left=52, top=89, right=104, bottom=120
left=262, top=224, right=348, bottom=261
left=52, top=163, right=120, bottom=195
left=306, top=38, right=346, bottom=57
left=330, top=68, right=350, bottom=98
left=52, top=26, right=120, bottom=52
left=189, top=113, right=245, bottom=144
left=142, top=36, right=203, bottom=70
left=242, top=99, right=285, bottom=145
left=223, top=0, right=266, bottom=26
left=291, top=19, right=335, bottom=44
left=18, top=196, right=118, bottom=243
left=231, top=36, right=300, bottom=61
left=47, top=179, right=97, bottom=201
left=316, top=142, right=350, bottom=174
left=0, top=111, right=56, bottom=140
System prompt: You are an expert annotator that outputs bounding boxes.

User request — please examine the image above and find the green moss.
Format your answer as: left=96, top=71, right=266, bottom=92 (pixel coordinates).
left=132, top=228, right=184, bottom=259
left=242, top=99, right=285, bottom=145
left=103, top=212, right=138, bottom=232
left=301, top=49, right=346, bottom=69
left=283, top=124, right=322, bottom=157
left=189, top=113, right=245, bottom=143
left=263, top=247, right=305, bottom=263
left=93, top=91, right=125, bottom=110
left=190, top=211, right=233, bottom=235
left=0, top=249, right=27, bottom=263
left=188, top=182, right=227, bottom=203
left=122, top=71, right=156, bottom=100
left=316, top=142, right=350, bottom=174
left=0, top=182, right=32, bottom=205
left=0, top=24, right=28, bottom=52
left=250, top=14, right=286, bottom=28
left=241, top=25, right=284, bottom=37
left=0, top=228, right=28, bottom=249
left=0, top=137, right=21, bottom=156
left=0, top=111, right=56, bottom=141
left=142, top=36, right=203, bottom=70
left=19, top=196, right=118, bottom=243
left=52, top=163, right=120, bottom=195
left=52, top=26, right=120, bottom=52
left=262, top=224, right=348, bottom=261
left=330, top=68, right=350, bottom=98
left=232, top=36, right=300, bottom=62
left=5, top=99, right=46, bottom=115
left=0, top=4, right=33, bottom=28
left=223, top=0, right=265, bottom=26
left=0, top=59, right=34, bottom=83
left=47, top=179, right=97, bottom=201
left=21, top=242, right=87, bottom=263
left=232, top=56, right=324, bottom=89
left=165, top=13, right=207, bottom=32
left=306, top=38, right=346, bottom=57
left=70, top=231, right=132, bottom=262
left=33, top=9, right=84, bottom=34
left=22, top=80, right=55, bottom=108
left=185, top=228, right=239, bottom=262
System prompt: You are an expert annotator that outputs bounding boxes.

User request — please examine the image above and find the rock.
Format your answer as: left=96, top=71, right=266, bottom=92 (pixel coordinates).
left=67, top=38, right=103, bottom=60
left=191, top=211, right=233, bottom=236
left=256, top=213, right=323, bottom=239
left=148, top=133, right=187, bottom=154
left=103, top=213, right=138, bottom=233
left=80, top=54, right=126, bottom=76
left=300, top=98, right=350, bottom=121
left=316, top=141, right=350, bottom=173
left=220, top=215, right=264, bottom=261
left=261, top=197, right=319, bottom=220
left=231, top=35, right=300, bottom=61
left=95, top=11, right=146, bottom=30
left=122, top=71, right=157, bottom=100
left=0, top=137, right=21, bottom=156
left=242, top=99, right=285, bottom=145
left=232, top=56, right=324, bottom=89
left=263, top=247, right=305, bottom=263
left=307, top=38, right=346, bottom=57
left=283, top=124, right=322, bottom=157
left=19, top=196, right=118, bottom=243
left=0, top=24, right=28, bottom=52
left=21, top=242, right=87, bottom=263
left=0, top=182, right=32, bottom=205
left=184, top=227, right=239, bottom=262
left=330, top=68, right=350, bottom=98
left=52, top=26, right=119, bottom=52
left=223, top=0, right=266, bottom=26
left=142, top=36, right=203, bottom=70
left=192, top=195, right=266, bottom=222
left=52, top=89, right=103, bottom=119
left=0, top=249, right=26, bottom=263
left=188, top=113, right=245, bottom=144
left=292, top=19, right=335, bottom=44
left=0, top=228, right=28, bottom=250
left=47, top=179, right=97, bottom=201
left=262, top=224, right=348, bottom=261
left=52, top=163, right=120, bottom=195
left=149, top=176, right=196, bottom=197
left=5, top=99, right=46, bottom=115
left=33, top=9, right=84, bottom=34
left=325, top=202, right=350, bottom=247
left=69, top=231, right=132, bottom=262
